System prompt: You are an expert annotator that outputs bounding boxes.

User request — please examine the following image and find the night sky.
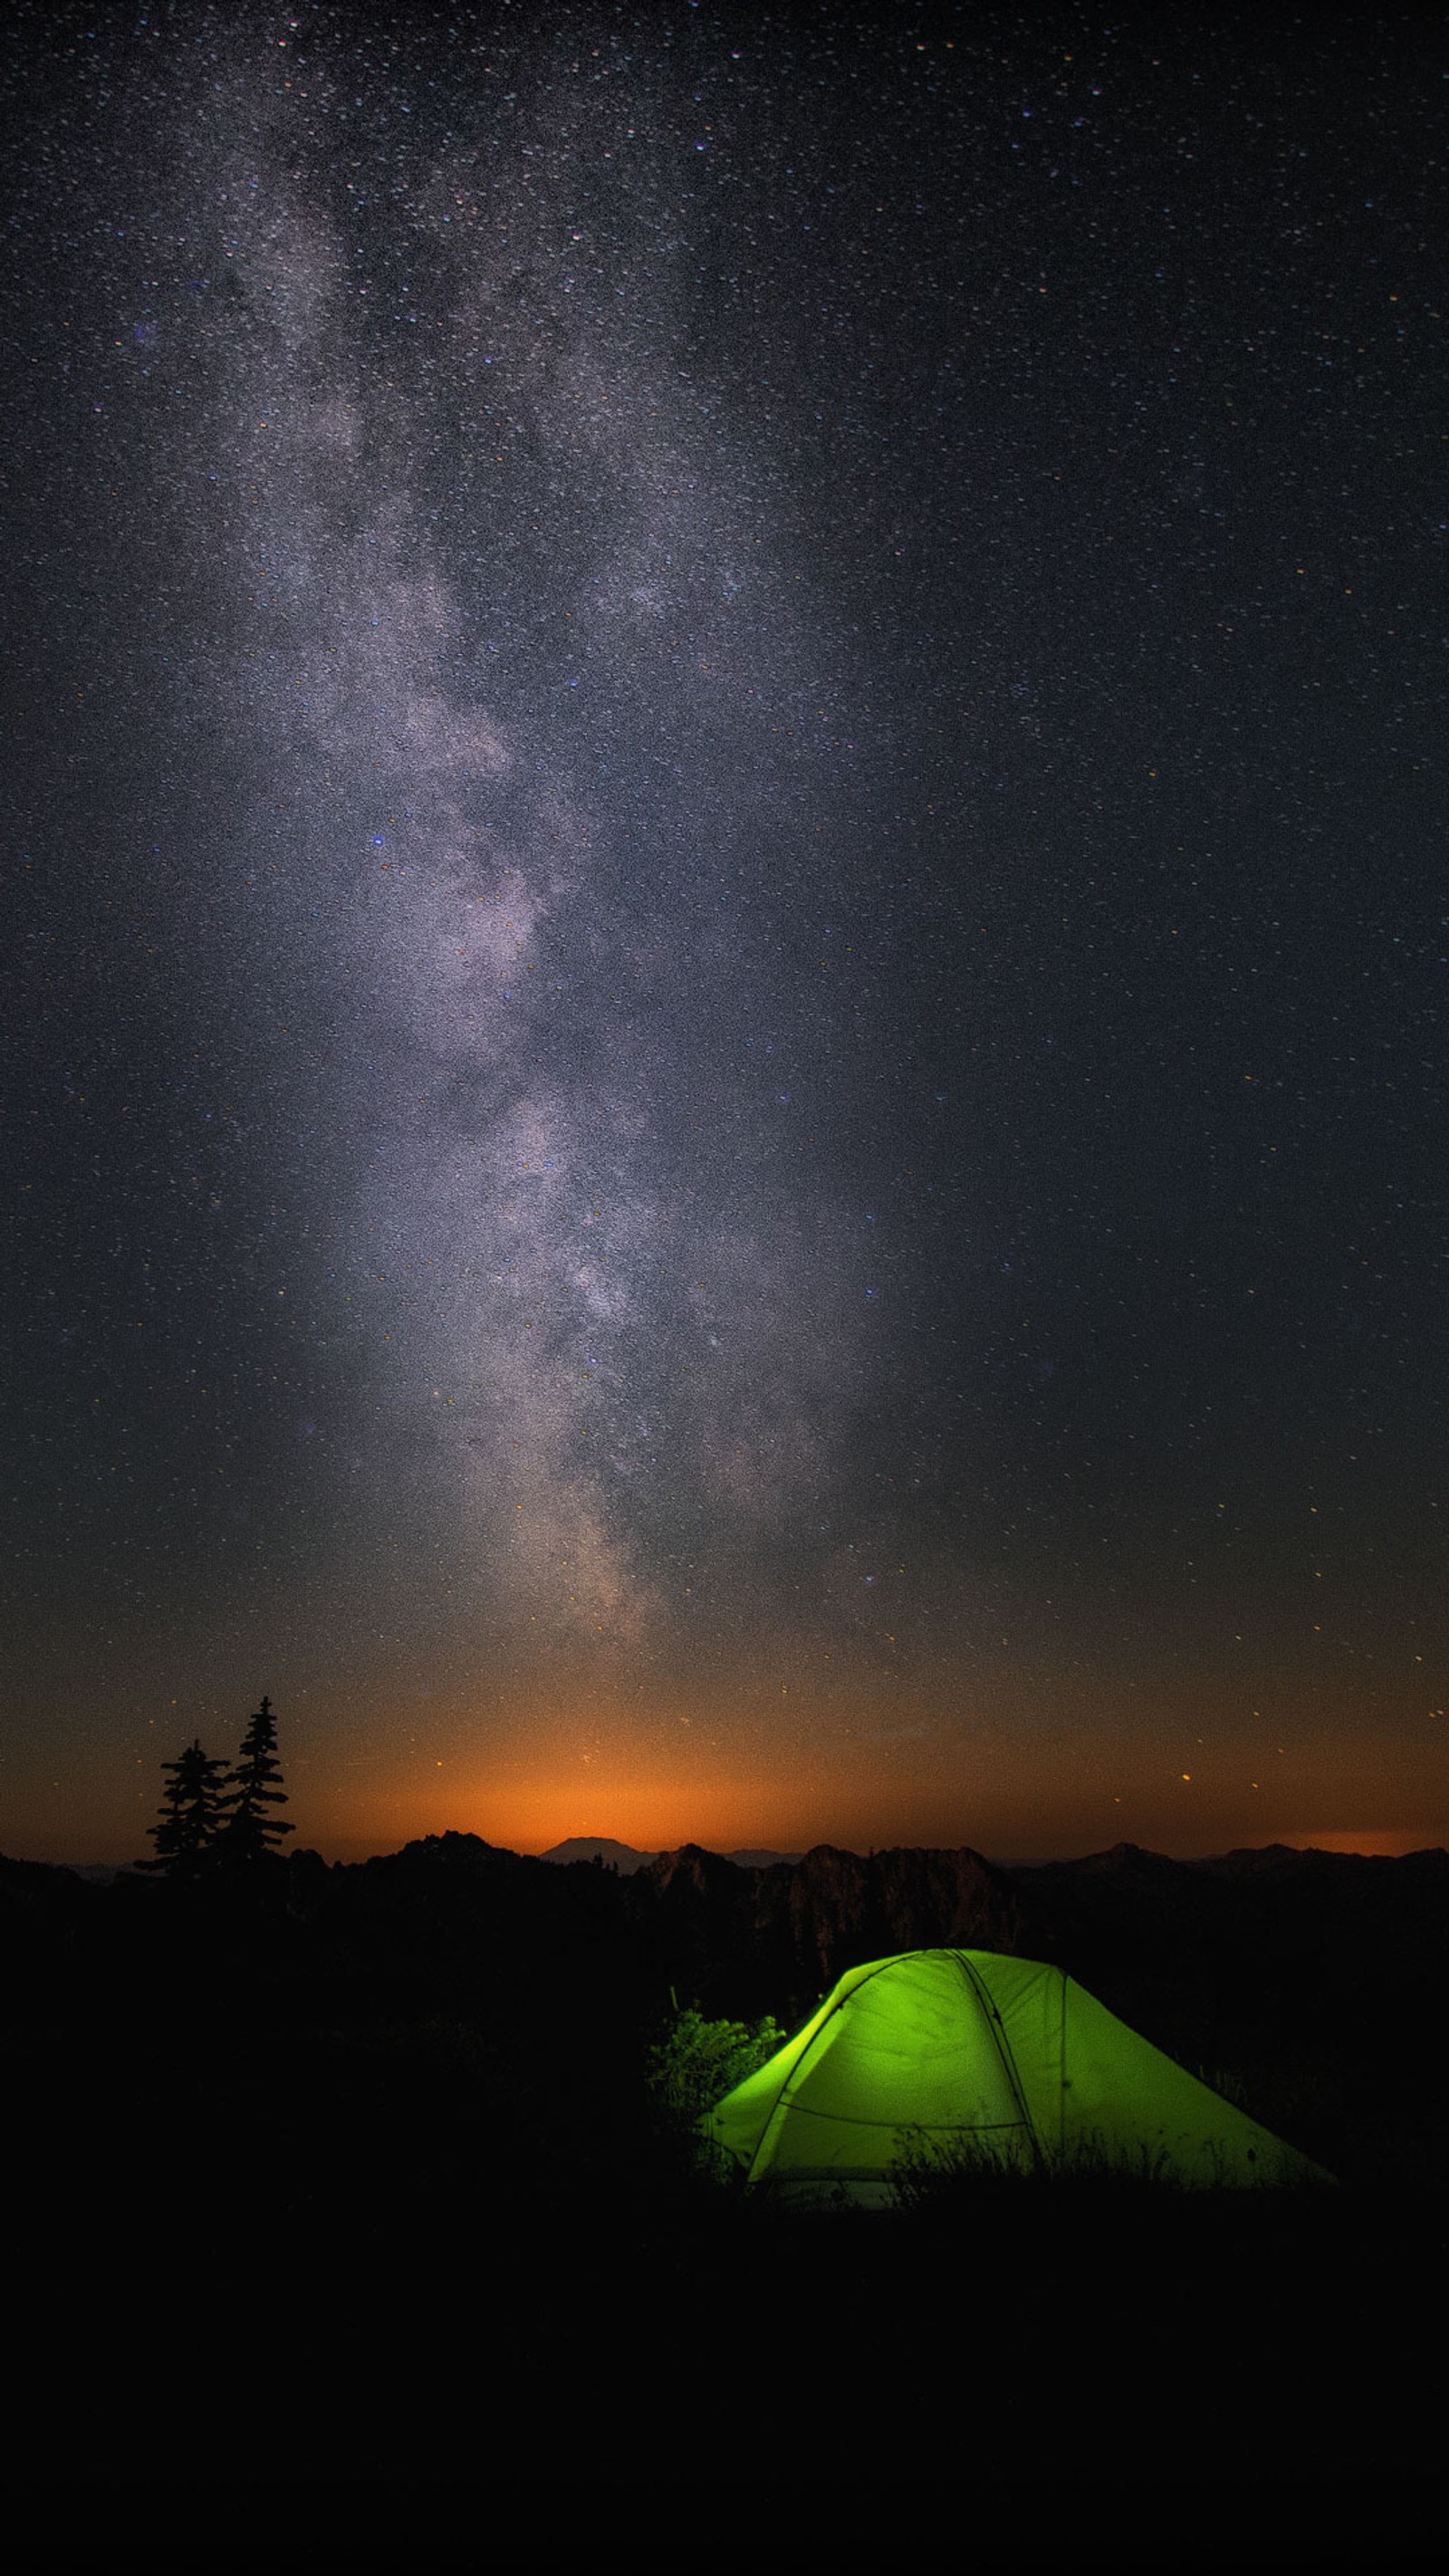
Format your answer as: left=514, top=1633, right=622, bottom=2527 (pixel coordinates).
left=5, top=4, right=1445, bottom=1865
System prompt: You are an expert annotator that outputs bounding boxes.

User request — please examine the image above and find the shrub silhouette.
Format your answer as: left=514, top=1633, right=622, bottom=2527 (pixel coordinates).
left=647, top=2004, right=785, bottom=2181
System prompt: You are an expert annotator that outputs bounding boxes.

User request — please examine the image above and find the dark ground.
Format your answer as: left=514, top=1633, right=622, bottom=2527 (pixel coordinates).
left=4, top=1837, right=1444, bottom=2569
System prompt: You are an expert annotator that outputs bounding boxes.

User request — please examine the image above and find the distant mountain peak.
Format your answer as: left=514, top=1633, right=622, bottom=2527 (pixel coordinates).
left=539, top=1837, right=659, bottom=1874
left=540, top=1837, right=804, bottom=1874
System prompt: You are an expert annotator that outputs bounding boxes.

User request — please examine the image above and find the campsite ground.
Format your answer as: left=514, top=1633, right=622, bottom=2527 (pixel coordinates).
left=4, top=1844, right=1444, bottom=2568
left=11, top=2175, right=1441, bottom=2570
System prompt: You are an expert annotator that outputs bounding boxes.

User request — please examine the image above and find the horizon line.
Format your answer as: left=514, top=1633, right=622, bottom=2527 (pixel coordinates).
left=15, top=1823, right=1447, bottom=1875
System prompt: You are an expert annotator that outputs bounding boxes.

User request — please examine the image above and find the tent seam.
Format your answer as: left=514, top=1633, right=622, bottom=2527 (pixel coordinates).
left=954, top=1949, right=1045, bottom=2169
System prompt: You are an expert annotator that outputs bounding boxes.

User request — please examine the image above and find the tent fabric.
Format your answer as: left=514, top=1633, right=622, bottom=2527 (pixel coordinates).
left=705, top=1949, right=1326, bottom=2198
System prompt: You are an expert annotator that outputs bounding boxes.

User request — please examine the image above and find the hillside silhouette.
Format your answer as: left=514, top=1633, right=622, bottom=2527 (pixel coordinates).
left=4, top=1831, right=1444, bottom=2568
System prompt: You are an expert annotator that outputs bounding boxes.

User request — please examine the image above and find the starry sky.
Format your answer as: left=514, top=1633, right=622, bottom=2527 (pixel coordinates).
left=5, top=3, right=1445, bottom=1865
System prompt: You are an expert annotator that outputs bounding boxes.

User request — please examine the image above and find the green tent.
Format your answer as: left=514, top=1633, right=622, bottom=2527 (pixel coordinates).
left=705, top=1949, right=1328, bottom=2198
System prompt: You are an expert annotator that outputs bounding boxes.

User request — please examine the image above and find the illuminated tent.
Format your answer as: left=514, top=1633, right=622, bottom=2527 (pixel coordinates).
left=705, top=1949, right=1327, bottom=2200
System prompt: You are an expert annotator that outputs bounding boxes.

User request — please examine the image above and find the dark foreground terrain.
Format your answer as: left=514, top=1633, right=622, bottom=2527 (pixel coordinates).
left=4, top=1833, right=1444, bottom=2569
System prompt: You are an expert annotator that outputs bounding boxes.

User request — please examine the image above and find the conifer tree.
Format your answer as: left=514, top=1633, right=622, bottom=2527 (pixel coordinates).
left=141, top=1739, right=230, bottom=1879
left=223, top=1693, right=293, bottom=1864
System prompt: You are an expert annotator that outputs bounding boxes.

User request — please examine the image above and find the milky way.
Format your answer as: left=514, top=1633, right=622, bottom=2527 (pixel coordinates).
left=196, top=23, right=899, bottom=1687
left=6, top=5, right=1446, bottom=1859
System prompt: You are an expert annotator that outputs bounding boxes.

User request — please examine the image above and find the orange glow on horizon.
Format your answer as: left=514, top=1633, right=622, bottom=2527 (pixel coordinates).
left=10, top=1665, right=1446, bottom=1867
left=299, top=1748, right=1449, bottom=1869
left=1274, top=1827, right=1441, bottom=1859
left=291, top=1678, right=1449, bottom=1864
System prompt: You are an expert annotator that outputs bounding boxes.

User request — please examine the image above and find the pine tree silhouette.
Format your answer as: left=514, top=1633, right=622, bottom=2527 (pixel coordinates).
left=223, top=1694, right=293, bottom=1864
left=141, top=1740, right=230, bottom=1879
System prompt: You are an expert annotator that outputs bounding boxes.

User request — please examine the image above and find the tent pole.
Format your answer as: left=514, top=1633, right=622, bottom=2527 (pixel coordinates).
left=955, top=1951, right=1044, bottom=2171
